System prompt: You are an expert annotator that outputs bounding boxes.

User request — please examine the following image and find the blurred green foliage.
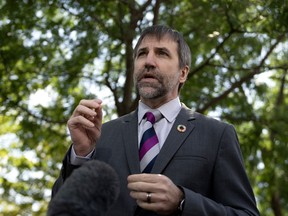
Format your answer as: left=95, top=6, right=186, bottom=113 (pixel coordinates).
left=0, top=0, right=287, bottom=215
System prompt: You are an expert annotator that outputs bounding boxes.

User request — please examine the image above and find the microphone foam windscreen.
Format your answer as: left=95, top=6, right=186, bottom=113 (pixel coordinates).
left=48, top=160, right=120, bottom=216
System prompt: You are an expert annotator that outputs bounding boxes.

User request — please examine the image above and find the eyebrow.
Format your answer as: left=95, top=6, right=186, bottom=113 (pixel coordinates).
left=137, top=47, right=148, bottom=54
left=156, top=47, right=171, bottom=55
left=136, top=47, right=172, bottom=55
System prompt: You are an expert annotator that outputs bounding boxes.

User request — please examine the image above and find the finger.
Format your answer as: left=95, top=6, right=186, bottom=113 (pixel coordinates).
left=129, top=191, right=147, bottom=201
left=85, top=99, right=103, bottom=120
left=135, top=192, right=177, bottom=215
left=68, top=115, right=95, bottom=128
left=73, top=99, right=102, bottom=117
left=127, top=173, right=162, bottom=183
left=83, top=99, right=103, bottom=125
left=72, top=104, right=96, bottom=118
left=130, top=191, right=161, bottom=203
left=72, top=99, right=102, bottom=116
left=127, top=181, right=153, bottom=192
left=127, top=174, right=164, bottom=193
left=93, top=102, right=102, bottom=123
left=80, top=99, right=103, bottom=115
left=79, top=98, right=102, bottom=109
left=135, top=194, right=166, bottom=213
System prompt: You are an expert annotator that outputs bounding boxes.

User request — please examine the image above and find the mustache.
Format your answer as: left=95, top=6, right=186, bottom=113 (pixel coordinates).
left=136, top=68, right=162, bottom=82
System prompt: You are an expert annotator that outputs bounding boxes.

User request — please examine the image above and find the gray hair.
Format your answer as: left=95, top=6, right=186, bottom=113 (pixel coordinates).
left=133, top=25, right=191, bottom=71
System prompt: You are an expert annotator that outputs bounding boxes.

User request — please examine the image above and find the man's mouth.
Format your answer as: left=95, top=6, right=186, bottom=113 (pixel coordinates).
left=139, top=73, right=159, bottom=82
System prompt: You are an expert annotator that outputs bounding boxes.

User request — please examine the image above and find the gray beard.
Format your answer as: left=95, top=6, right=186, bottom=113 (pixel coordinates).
left=136, top=82, right=168, bottom=99
left=134, top=69, right=181, bottom=99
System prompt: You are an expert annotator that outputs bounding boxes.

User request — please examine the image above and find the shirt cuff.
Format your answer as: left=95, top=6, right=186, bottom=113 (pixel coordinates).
left=70, top=145, right=94, bottom=165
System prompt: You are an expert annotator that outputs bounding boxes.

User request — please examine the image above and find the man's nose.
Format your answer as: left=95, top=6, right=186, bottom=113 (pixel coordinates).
left=144, top=52, right=156, bottom=69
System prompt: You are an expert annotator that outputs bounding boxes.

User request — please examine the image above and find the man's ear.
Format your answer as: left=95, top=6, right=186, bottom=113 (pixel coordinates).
left=179, top=65, right=189, bottom=84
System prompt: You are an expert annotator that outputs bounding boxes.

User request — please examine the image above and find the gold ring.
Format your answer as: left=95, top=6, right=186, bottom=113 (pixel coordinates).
left=146, top=192, right=151, bottom=203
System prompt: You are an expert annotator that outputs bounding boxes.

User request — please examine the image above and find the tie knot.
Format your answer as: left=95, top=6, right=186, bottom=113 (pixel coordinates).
left=145, top=111, right=161, bottom=124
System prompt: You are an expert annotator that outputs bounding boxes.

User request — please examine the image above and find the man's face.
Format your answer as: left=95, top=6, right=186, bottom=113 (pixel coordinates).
left=133, top=35, right=187, bottom=103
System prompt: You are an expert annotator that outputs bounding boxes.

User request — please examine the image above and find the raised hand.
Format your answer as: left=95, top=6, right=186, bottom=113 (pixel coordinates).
left=67, top=99, right=103, bottom=156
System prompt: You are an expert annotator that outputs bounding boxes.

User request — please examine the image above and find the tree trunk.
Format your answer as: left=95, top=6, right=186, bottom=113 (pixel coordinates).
left=271, top=191, right=282, bottom=216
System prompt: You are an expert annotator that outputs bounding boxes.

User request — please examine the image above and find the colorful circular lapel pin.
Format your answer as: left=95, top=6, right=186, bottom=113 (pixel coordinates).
left=177, top=125, right=186, bottom=133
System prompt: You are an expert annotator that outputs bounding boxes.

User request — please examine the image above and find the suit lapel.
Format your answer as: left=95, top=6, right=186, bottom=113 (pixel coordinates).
left=152, top=106, right=196, bottom=173
left=121, top=111, right=141, bottom=174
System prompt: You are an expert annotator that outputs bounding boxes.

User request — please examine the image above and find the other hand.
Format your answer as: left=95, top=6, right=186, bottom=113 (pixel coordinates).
left=127, top=173, right=183, bottom=215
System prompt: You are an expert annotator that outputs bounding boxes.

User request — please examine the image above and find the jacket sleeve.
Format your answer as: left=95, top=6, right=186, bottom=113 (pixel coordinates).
left=181, top=124, right=259, bottom=216
left=51, top=146, right=81, bottom=198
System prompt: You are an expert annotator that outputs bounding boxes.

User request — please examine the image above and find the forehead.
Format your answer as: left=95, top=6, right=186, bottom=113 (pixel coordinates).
left=137, top=35, right=178, bottom=51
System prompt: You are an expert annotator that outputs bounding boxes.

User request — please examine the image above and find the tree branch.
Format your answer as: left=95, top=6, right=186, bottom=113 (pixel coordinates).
left=197, top=33, right=286, bottom=113
left=152, top=0, right=161, bottom=25
left=16, top=104, right=67, bottom=124
left=188, top=29, right=235, bottom=79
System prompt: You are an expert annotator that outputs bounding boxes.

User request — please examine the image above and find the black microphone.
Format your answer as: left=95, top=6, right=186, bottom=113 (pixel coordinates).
left=48, top=160, right=120, bottom=216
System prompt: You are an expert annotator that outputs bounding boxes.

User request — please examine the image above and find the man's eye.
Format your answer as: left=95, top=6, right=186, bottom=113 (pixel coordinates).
left=137, top=52, right=146, bottom=57
left=158, top=51, right=168, bottom=56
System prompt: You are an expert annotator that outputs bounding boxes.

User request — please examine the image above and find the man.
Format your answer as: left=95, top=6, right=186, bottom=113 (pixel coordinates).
left=52, top=25, right=259, bottom=215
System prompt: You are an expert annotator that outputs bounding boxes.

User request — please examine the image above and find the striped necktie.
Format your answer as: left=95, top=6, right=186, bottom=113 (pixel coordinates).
left=139, top=111, right=162, bottom=173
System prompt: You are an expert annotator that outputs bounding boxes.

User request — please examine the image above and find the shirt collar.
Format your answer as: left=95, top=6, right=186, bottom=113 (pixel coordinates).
left=138, top=97, right=182, bottom=124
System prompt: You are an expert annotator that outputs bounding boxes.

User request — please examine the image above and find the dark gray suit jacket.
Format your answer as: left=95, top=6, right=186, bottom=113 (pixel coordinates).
left=52, top=106, right=259, bottom=216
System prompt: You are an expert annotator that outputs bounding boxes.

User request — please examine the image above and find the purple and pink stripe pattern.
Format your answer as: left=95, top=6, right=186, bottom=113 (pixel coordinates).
left=139, top=112, right=160, bottom=173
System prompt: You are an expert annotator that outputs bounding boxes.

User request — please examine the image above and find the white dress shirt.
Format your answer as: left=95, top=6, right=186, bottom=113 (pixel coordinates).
left=138, top=97, right=182, bottom=149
